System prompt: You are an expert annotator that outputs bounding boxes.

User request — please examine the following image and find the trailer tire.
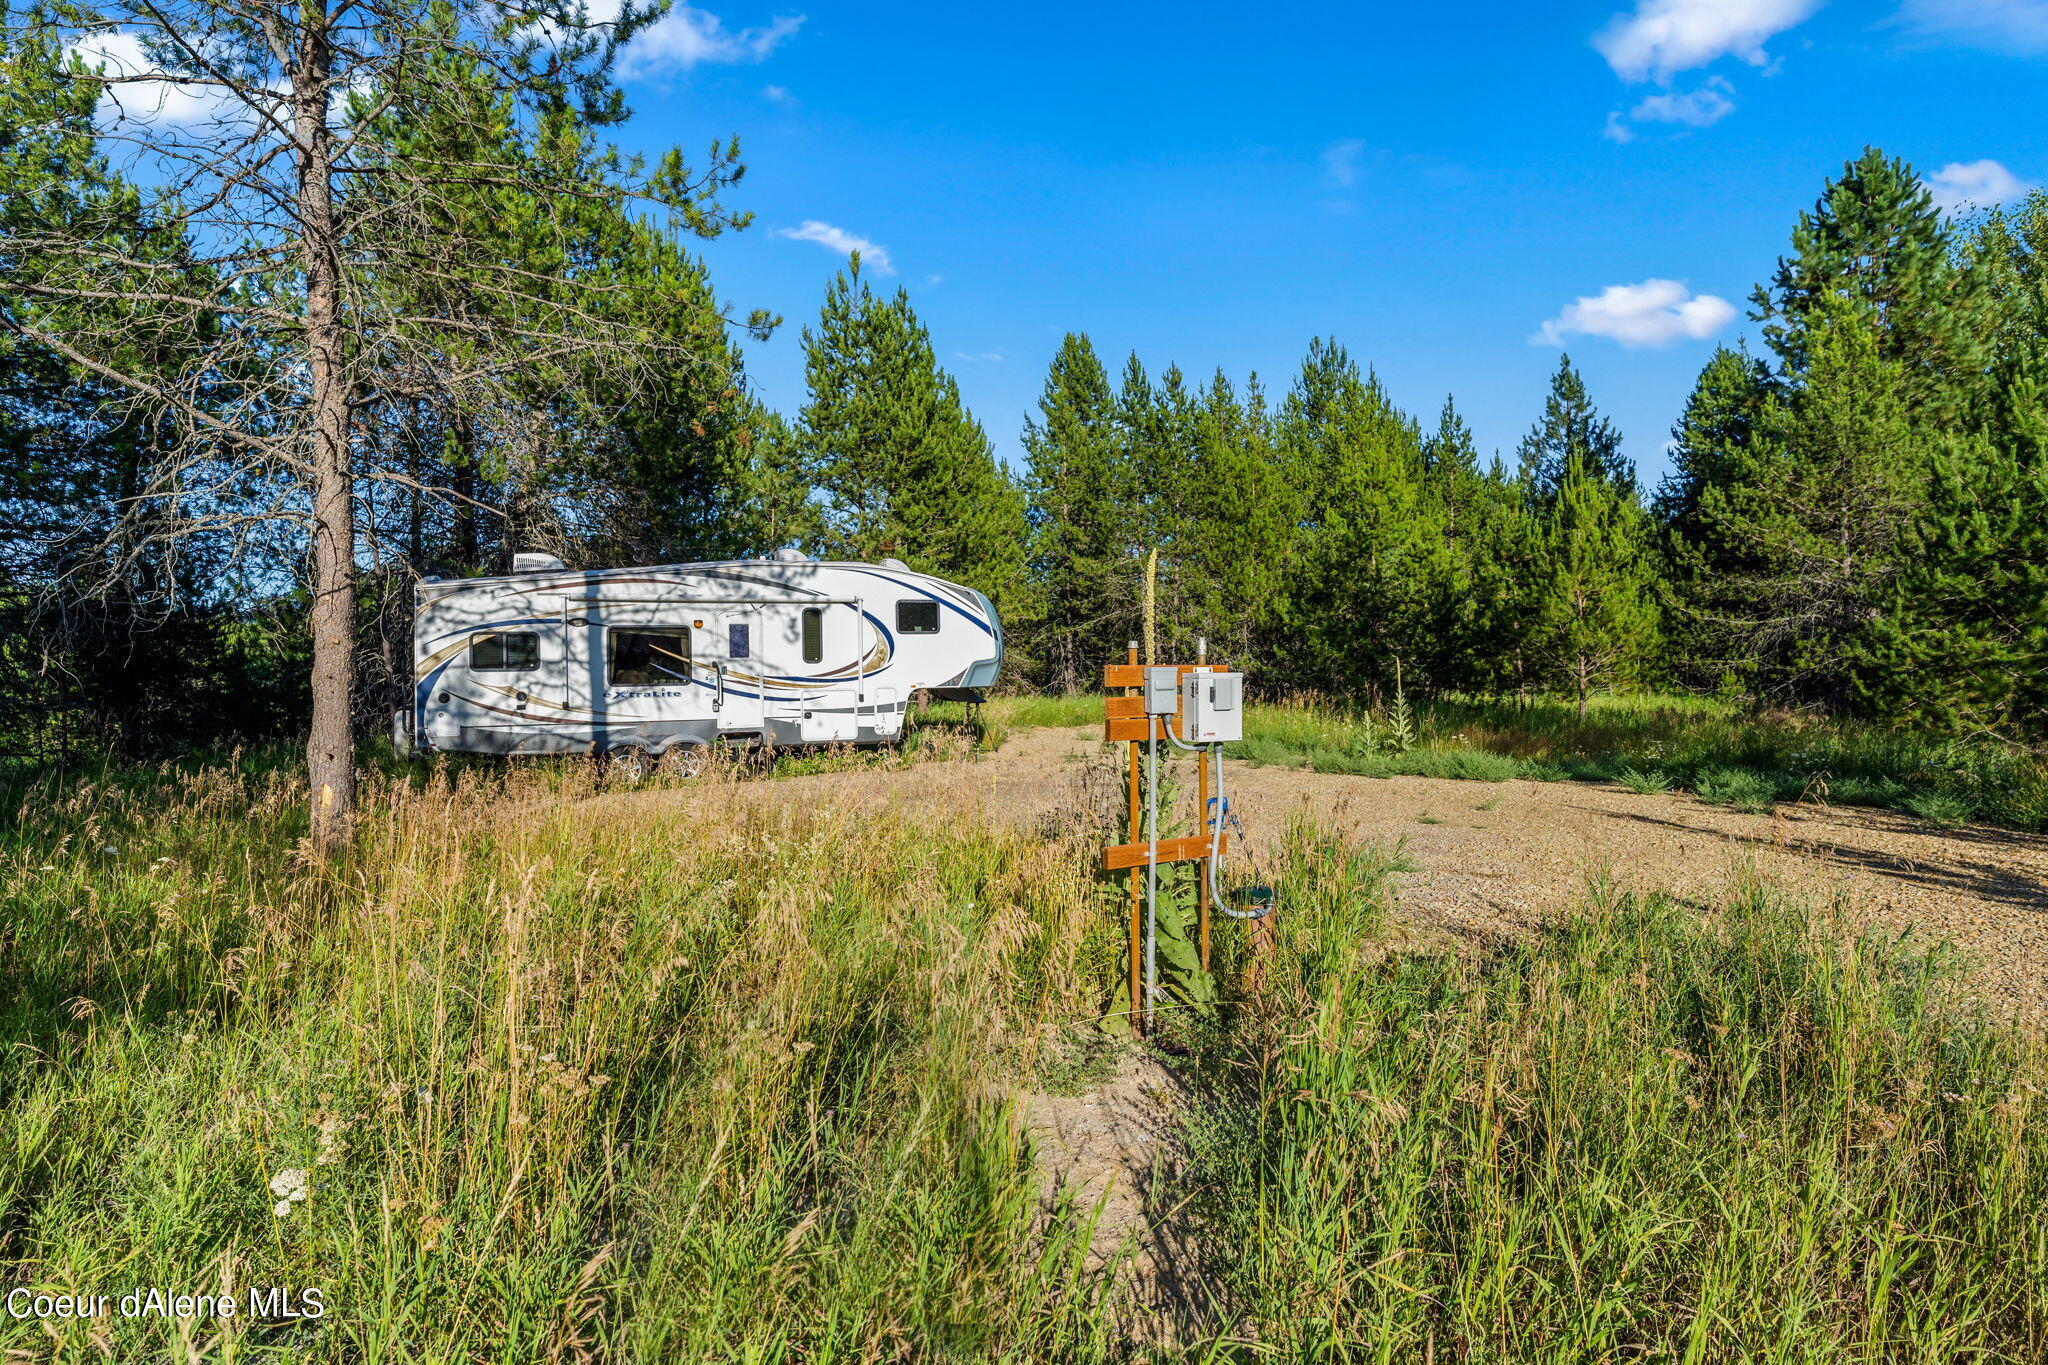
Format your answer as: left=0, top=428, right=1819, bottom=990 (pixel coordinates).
left=662, top=741, right=709, bottom=780
left=602, top=745, right=655, bottom=787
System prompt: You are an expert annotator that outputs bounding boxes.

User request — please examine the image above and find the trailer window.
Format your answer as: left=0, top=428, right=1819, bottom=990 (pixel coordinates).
left=896, top=600, right=940, bottom=634
left=728, top=623, right=750, bottom=659
left=609, top=629, right=692, bottom=686
left=471, top=632, right=539, bottom=672
left=801, top=608, right=824, bottom=664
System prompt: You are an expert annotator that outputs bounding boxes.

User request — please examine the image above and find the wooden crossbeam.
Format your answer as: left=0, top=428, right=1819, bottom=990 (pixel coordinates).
left=1102, top=662, right=1209, bottom=688
left=1103, top=832, right=1228, bottom=871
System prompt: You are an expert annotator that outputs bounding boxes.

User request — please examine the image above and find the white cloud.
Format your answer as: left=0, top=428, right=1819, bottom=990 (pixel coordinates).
left=775, top=220, right=895, bottom=275
left=591, top=4, right=802, bottom=79
left=1606, top=76, right=1736, bottom=140
left=1631, top=78, right=1736, bottom=125
left=924, top=274, right=944, bottom=285
left=1895, top=0, right=2048, bottom=52
left=1595, top=0, right=1821, bottom=82
left=65, top=31, right=240, bottom=125
left=953, top=352, right=1004, bottom=363
left=1536, top=279, right=1737, bottom=348
left=1923, top=159, right=2036, bottom=213
left=761, top=83, right=792, bottom=102
left=1321, top=138, right=1366, bottom=188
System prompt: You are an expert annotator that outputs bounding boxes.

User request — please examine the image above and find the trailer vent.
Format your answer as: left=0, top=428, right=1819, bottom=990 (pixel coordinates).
left=512, top=552, right=567, bottom=573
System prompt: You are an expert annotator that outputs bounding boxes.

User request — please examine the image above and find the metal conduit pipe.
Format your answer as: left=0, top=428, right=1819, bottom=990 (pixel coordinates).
left=1145, top=722, right=1160, bottom=1016
left=1160, top=726, right=1272, bottom=921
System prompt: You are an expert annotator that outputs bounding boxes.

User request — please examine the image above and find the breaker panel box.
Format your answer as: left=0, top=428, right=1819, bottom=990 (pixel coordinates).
left=1143, top=665, right=1182, bottom=716
left=1180, top=670, right=1243, bottom=742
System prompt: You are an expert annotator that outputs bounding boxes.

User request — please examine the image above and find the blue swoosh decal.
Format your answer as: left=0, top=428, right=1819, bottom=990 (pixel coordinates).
left=847, top=571, right=996, bottom=637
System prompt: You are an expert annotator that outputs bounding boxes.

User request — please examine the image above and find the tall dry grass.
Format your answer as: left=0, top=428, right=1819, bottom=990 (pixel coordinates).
left=7, top=747, right=2047, bottom=1362
left=0, top=758, right=1125, bottom=1361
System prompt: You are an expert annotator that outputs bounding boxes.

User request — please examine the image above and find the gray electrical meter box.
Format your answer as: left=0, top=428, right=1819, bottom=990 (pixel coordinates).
left=1180, top=670, right=1243, bottom=742
left=1143, top=665, right=1182, bottom=716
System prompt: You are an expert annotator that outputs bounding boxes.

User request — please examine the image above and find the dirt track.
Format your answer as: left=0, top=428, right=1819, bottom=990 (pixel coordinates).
left=770, top=724, right=2048, bottom=1024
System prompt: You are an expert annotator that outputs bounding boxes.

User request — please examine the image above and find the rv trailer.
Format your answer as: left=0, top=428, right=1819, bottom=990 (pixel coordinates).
left=397, top=552, right=1002, bottom=772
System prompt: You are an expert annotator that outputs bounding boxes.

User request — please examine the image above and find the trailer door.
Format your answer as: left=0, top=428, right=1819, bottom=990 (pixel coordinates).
left=715, top=611, right=765, bottom=735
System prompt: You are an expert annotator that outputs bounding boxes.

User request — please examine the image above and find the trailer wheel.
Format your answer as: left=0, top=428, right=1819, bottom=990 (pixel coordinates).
left=662, top=741, right=709, bottom=780
left=603, top=745, right=655, bottom=787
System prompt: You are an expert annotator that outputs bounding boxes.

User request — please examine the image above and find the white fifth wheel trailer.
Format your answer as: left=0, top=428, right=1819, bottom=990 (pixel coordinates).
left=395, top=552, right=1002, bottom=773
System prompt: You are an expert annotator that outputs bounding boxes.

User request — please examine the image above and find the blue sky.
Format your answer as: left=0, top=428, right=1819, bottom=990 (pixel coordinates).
left=603, top=0, right=2045, bottom=487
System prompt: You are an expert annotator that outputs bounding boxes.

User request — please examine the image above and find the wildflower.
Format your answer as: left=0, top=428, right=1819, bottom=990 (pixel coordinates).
left=315, top=1116, right=349, bottom=1166
left=102, top=846, right=118, bottom=855
left=269, top=1168, right=310, bottom=1217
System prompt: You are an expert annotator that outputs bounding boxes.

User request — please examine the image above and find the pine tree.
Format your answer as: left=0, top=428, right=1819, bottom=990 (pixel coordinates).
left=1273, top=340, right=1442, bottom=698
left=1750, top=146, right=1984, bottom=416
left=1534, top=456, right=1660, bottom=717
left=1022, top=333, right=1131, bottom=690
left=798, top=261, right=1027, bottom=607
left=1420, top=397, right=1486, bottom=689
left=1517, top=354, right=1631, bottom=499
left=1858, top=190, right=2048, bottom=736
left=1468, top=466, right=1546, bottom=699
left=732, top=410, right=825, bottom=556
left=1182, top=370, right=1289, bottom=676
left=1701, top=300, right=1928, bottom=708
left=1655, top=345, right=1783, bottom=688
left=1858, top=393, right=2048, bottom=733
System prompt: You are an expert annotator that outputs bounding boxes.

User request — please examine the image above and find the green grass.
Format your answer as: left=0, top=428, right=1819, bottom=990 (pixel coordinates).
left=1191, top=845, right=2048, bottom=1361
left=6, top=747, right=2046, bottom=1359
left=0, top=759, right=1123, bottom=1361
left=1693, top=763, right=1782, bottom=813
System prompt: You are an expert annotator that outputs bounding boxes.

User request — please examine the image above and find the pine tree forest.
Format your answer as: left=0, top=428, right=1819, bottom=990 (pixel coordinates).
left=6, top=116, right=2047, bottom=755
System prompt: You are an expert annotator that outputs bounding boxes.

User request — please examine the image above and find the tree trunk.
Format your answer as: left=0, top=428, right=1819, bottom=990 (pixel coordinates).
left=452, top=410, right=478, bottom=569
left=297, top=6, right=356, bottom=854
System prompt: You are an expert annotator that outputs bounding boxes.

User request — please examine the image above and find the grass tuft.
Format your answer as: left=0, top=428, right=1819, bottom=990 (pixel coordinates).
left=1691, top=763, right=1780, bottom=812
left=1903, top=788, right=1976, bottom=828
left=1615, top=765, right=1674, bottom=794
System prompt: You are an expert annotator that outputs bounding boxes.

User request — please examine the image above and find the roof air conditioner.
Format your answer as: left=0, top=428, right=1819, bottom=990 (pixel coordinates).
left=512, top=552, right=567, bottom=573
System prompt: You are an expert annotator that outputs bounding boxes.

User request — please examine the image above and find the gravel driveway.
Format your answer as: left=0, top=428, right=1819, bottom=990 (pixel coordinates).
left=680, top=723, right=2048, bottom=1025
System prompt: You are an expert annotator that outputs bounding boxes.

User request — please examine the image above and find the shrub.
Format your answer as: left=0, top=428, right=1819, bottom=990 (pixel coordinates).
left=1831, top=774, right=1910, bottom=808
left=1615, top=766, right=1673, bottom=795
left=1903, top=789, right=1975, bottom=828
left=1692, top=765, right=1777, bottom=812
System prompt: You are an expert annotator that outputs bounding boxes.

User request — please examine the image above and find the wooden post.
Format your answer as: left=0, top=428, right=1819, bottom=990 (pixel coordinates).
left=1244, top=911, right=1274, bottom=993
left=1125, top=641, right=1143, bottom=1036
